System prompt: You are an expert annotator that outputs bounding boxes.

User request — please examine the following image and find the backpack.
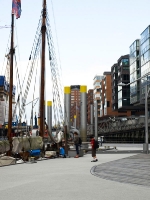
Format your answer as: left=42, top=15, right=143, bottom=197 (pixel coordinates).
left=94, top=140, right=99, bottom=149
left=78, top=137, right=82, bottom=145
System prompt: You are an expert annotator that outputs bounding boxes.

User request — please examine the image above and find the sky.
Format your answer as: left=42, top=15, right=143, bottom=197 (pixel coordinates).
left=1, top=0, right=150, bottom=123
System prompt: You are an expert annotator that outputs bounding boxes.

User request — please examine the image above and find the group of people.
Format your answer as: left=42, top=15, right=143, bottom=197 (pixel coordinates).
left=58, top=132, right=80, bottom=158
left=57, top=130, right=98, bottom=162
left=73, top=132, right=98, bottom=162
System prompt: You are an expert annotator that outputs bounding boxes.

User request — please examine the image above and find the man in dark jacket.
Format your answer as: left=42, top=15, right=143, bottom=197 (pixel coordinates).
left=74, top=132, right=79, bottom=158
left=91, top=135, right=98, bottom=162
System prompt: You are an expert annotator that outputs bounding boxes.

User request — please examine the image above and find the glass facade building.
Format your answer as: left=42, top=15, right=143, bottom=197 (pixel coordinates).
left=117, top=55, right=130, bottom=109
left=140, top=26, right=150, bottom=100
left=111, top=63, right=118, bottom=110
left=129, top=40, right=140, bottom=104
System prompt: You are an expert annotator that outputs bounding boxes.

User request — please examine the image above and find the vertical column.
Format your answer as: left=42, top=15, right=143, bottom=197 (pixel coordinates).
left=94, top=100, right=98, bottom=140
left=8, top=14, right=14, bottom=143
left=74, top=115, right=76, bottom=128
left=144, top=84, right=149, bottom=153
left=64, top=125, right=68, bottom=155
left=47, top=101, right=52, bottom=133
left=40, top=0, right=46, bottom=137
left=80, top=85, right=87, bottom=142
left=31, top=103, right=33, bottom=130
left=38, top=116, right=40, bottom=130
left=44, top=100, right=46, bottom=127
left=90, top=104, right=94, bottom=135
left=64, top=86, right=71, bottom=134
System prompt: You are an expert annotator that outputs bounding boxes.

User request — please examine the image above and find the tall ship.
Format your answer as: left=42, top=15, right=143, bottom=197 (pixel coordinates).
left=0, top=0, right=66, bottom=163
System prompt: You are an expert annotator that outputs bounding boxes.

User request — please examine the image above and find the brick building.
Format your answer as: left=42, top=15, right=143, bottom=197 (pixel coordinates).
left=100, top=71, right=131, bottom=118
left=70, top=85, right=81, bottom=129
left=87, top=89, right=93, bottom=124
left=93, top=75, right=104, bottom=123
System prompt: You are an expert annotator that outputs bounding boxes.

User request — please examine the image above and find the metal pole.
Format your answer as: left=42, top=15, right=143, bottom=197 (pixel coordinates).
left=31, top=103, right=33, bottom=130
left=64, top=125, right=68, bottom=155
left=80, top=85, right=87, bottom=142
left=144, top=84, right=149, bottom=153
left=64, top=87, right=71, bottom=134
left=74, top=115, right=76, bottom=128
left=75, top=101, right=77, bottom=128
left=40, top=0, right=46, bottom=137
left=47, top=101, right=52, bottom=133
left=90, top=104, right=94, bottom=135
left=94, top=100, right=98, bottom=140
left=8, top=14, right=14, bottom=145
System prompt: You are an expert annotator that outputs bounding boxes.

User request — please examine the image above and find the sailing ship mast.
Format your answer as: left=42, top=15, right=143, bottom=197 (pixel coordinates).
left=8, top=13, right=14, bottom=144
left=8, top=0, right=21, bottom=147
left=39, top=0, right=46, bottom=137
left=8, top=0, right=47, bottom=140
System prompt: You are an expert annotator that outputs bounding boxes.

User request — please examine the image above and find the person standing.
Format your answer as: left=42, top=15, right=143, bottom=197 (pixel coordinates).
left=74, top=132, right=79, bottom=158
left=91, top=136, right=98, bottom=162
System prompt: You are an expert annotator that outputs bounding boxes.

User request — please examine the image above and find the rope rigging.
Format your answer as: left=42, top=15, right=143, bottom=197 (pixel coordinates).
left=18, top=6, right=64, bottom=127
left=19, top=36, right=41, bottom=121
left=2, top=4, right=64, bottom=131
left=50, top=0, right=63, bottom=80
left=0, top=25, right=11, bottom=29
left=1, top=30, right=11, bottom=76
left=46, top=11, right=64, bottom=126
left=18, top=13, right=43, bottom=122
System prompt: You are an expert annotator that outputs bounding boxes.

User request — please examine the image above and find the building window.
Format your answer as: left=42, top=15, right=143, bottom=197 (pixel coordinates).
left=123, top=66, right=129, bottom=70
left=107, top=101, right=110, bottom=107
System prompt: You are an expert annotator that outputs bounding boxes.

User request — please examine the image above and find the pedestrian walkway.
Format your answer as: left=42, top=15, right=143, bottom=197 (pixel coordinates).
left=95, top=143, right=144, bottom=153
left=91, top=153, right=150, bottom=187
left=0, top=153, right=150, bottom=200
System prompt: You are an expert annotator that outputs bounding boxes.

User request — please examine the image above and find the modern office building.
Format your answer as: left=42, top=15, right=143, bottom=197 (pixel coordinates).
left=111, top=55, right=131, bottom=116
left=140, top=25, right=150, bottom=101
left=117, top=55, right=131, bottom=109
left=111, top=63, right=118, bottom=111
left=100, top=71, right=130, bottom=118
left=129, top=40, right=141, bottom=105
left=103, top=72, right=112, bottom=116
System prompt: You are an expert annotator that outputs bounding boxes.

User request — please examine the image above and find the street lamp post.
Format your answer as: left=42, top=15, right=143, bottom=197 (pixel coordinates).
left=94, top=100, right=98, bottom=140
left=144, top=84, right=149, bottom=154
left=118, top=76, right=150, bottom=154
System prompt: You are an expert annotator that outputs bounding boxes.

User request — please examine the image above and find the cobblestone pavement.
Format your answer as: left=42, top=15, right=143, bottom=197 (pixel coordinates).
left=91, top=153, right=150, bottom=187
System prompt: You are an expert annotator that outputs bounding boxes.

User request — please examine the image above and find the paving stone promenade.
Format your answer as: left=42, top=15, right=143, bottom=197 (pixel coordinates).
left=1, top=146, right=150, bottom=200
left=91, top=154, right=150, bottom=187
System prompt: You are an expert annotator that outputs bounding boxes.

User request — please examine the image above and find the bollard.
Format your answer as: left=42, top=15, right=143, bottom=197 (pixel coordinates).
left=80, top=85, right=87, bottom=142
left=47, top=101, right=52, bottom=133
left=64, top=87, right=71, bottom=134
